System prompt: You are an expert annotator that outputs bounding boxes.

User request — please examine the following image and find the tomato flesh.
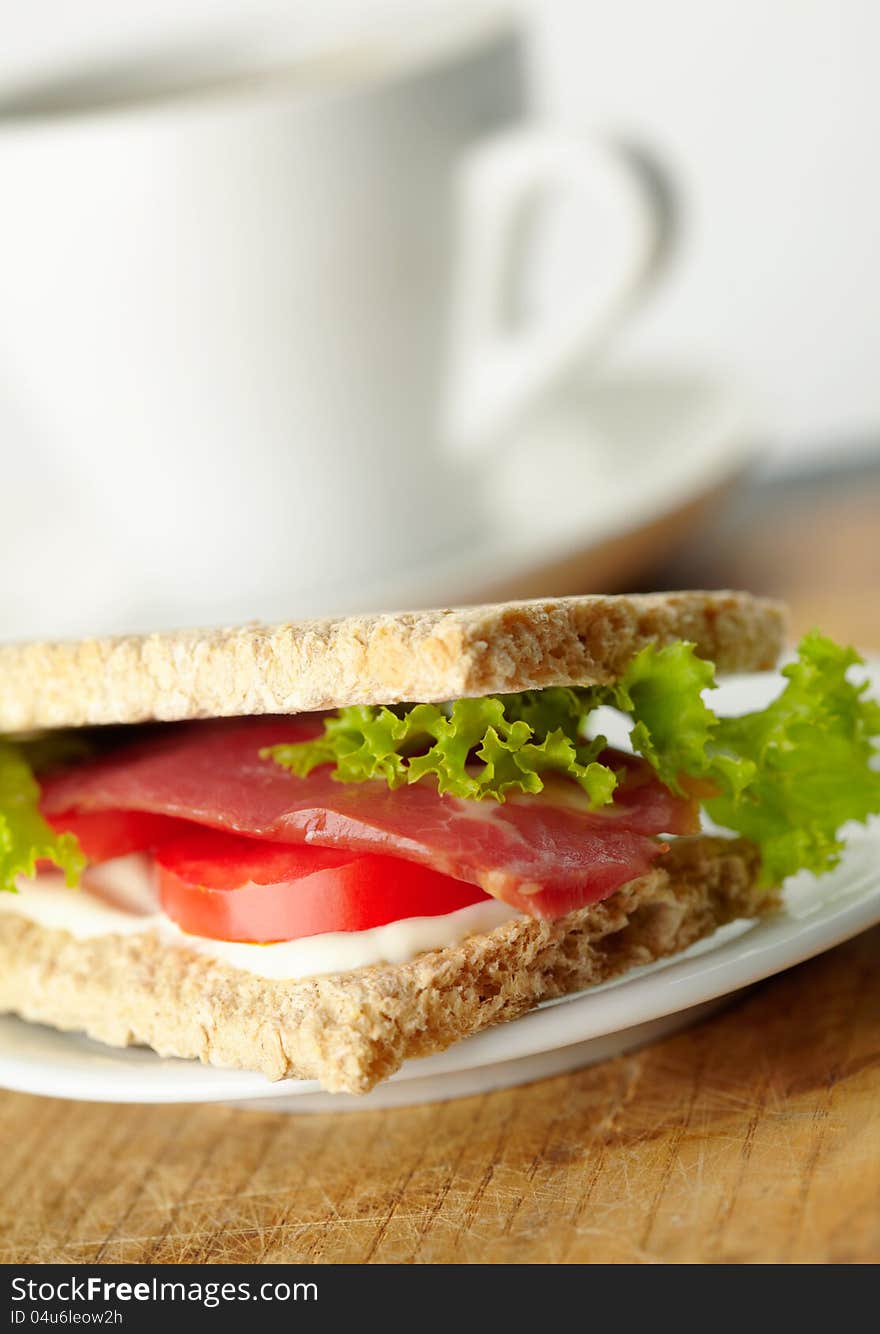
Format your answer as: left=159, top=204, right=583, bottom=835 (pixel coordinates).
left=46, top=809, right=188, bottom=862
left=156, top=828, right=490, bottom=943
left=46, top=809, right=492, bottom=943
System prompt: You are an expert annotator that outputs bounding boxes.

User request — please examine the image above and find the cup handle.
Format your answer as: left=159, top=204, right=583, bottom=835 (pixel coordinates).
left=444, top=128, right=670, bottom=452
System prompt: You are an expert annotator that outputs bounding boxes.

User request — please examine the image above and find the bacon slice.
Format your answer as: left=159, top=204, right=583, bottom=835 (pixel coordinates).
left=41, top=718, right=698, bottom=918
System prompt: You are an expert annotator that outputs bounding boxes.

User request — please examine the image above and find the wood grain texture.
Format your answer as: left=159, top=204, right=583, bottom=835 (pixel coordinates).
left=0, top=465, right=878, bottom=1265
left=1, top=928, right=878, bottom=1264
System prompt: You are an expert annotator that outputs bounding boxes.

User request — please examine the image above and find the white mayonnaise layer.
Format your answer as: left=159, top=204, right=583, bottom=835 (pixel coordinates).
left=159, top=898, right=520, bottom=978
left=2, top=856, right=522, bottom=980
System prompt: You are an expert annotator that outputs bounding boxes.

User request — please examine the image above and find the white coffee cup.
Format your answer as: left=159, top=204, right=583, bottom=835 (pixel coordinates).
left=0, top=6, right=665, bottom=636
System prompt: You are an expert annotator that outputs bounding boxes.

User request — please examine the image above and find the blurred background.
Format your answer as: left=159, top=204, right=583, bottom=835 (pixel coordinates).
left=0, top=0, right=877, bottom=645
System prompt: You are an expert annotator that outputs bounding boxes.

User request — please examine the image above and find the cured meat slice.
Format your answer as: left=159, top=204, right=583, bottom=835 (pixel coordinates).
left=42, top=718, right=698, bottom=918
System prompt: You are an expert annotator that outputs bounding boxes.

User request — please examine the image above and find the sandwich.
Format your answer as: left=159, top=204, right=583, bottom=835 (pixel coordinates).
left=0, top=591, right=878, bottom=1094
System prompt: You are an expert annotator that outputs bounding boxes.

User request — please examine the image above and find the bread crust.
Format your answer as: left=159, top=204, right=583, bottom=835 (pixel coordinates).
left=0, top=592, right=786, bottom=732
left=0, top=837, right=772, bottom=1093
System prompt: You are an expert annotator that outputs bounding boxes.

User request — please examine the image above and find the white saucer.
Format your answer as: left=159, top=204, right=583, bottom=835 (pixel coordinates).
left=351, top=366, right=759, bottom=611
left=1, top=665, right=877, bottom=1112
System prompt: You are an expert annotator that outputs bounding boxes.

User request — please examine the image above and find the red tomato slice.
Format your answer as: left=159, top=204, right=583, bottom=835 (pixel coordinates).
left=46, top=809, right=189, bottom=862
left=155, top=828, right=491, bottom=943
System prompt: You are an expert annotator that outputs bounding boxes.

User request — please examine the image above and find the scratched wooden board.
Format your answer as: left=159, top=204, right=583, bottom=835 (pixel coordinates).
left=0, top=468, right=878, bottom=1264
left=1, top=928, right=878, bottom=1264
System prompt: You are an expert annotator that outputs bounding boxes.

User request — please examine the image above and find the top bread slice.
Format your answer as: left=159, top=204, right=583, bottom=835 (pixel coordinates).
left=0, top=590, right=786, bottom=733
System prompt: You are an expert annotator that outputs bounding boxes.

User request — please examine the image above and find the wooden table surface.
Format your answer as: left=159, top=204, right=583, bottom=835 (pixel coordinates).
left=2, top=461, right=878, bottom=1265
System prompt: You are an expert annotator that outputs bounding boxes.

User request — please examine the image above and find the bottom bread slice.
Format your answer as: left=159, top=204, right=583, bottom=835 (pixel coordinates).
left=0, top=836, right=772, bottom=1094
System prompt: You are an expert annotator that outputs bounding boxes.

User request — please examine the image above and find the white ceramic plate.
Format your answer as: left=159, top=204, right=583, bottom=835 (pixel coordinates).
left=1, top=665, right=878, bottom=1110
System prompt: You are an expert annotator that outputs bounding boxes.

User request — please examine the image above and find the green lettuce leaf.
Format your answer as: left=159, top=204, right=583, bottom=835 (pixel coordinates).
left=264, top=696, right=617, bottom=806
left=264, top=631, right=880, bottom=887
left=610, top=641, right=756, bottom=799
left=706, top=633, right=880, bottom=883
left=611, top=632, right=880, bottom=885
left=0, top=741, right=85, bottom=893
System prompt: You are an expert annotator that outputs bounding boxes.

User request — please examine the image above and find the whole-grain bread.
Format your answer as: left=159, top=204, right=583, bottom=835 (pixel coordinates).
left=0, top=591, right=786, bottom=733
left=0, top=837, right=770, bottom=1093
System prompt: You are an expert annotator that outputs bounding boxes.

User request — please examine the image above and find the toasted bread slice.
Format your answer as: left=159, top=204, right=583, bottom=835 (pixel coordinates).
left=0, top=591, right=785, bottom=732
left=0, top=837, right=770, bottom=1093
